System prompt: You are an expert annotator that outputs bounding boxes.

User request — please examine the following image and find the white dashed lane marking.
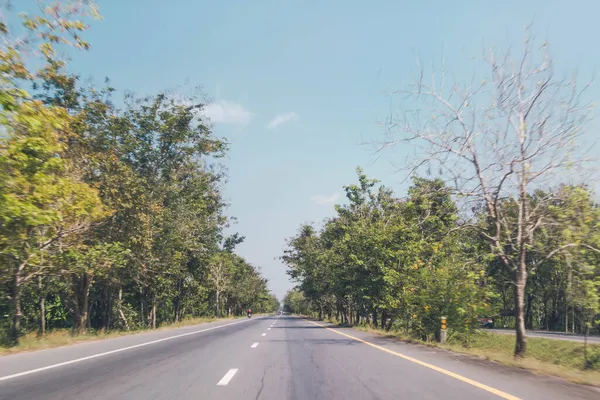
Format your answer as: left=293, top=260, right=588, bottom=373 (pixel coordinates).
left=217, top=369, right=238, bottom=386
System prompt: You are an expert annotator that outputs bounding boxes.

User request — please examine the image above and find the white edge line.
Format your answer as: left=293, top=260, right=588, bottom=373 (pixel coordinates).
left=0, top=318, right=257, bottom=383
left=261, top=333, right=266, bottom=336
left=251, top=343, right=259, bottom=348
left=268, top=328, right=271, bottom=330
left=217, top=368, right=238, bottom=386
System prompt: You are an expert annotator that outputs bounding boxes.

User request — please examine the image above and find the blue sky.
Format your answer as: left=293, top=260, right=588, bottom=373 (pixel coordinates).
left=12, top=0, right=600, bottom=299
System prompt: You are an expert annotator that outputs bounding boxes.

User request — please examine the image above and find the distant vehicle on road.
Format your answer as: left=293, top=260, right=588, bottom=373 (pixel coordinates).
left=477, top=316, right=494, bottom=329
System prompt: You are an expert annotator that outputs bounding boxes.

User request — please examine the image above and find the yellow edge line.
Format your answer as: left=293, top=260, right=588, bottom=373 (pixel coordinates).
left=306, top=319, right=521, bottom=400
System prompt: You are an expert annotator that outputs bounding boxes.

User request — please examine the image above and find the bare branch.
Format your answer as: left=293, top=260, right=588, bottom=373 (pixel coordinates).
left=532, top=243, right=600, bottom=271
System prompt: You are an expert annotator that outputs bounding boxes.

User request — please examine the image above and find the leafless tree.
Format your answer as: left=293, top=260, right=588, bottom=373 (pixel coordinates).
left=378, top=29, right=599, bottom=356
left=209, top=257, right=231, bottom=318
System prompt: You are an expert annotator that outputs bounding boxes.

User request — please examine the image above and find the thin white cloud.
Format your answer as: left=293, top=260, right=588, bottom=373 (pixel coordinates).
left=267, top=112, right=298, bottom=129
left=310, top=193, right=340, bottom=205
left=201, top=101, right=254, bottom=126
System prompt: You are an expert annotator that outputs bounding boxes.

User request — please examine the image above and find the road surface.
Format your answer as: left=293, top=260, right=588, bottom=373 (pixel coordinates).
left=0, top=315, right=598, bottom=400
left=487, top=328, right=600, bottom=344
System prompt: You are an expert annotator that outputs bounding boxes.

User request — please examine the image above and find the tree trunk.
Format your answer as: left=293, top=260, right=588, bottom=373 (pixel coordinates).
left=73, top=288, right=81, bottom=332
left=87, top=302, right=94, bottom=330
left=151, top=299, right=156, bottom=329
left=215, top=290, right=220, bottom=317
left=514, top=268, right=528, bottom=356
left=386, top=317, right=393, bottom=331
left=104, top=283, right=112, bottom=330
left=140, top=287, right=145, bottom=327
left=74, top=273, right=91, bottom=334
left=174, top=279, right=182, bottom=322
left=372, top=309, right=378, bottom=328
left=146, top=295, right=155, bottom=328
left=11, top=272, right=23, bottom=344
left=12, top=297, right=22, bottom=343
left=525, top=294, right=534, bottom=329
left=381, top=310, right=387, bottom=330
left=174, top=297, right=180, bottom=322
left=80, top=288, right=90, bottom=334
left=117, top=286, right=129, bottom=330
left=544, top=299, right=549, bottom=330
left=566, top=256, right=573, bottom=333
left=38, top=276, right=46, bottom=336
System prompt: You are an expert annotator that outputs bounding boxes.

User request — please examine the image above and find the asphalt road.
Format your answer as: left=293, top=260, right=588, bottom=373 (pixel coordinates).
left=0, top=315, right=599, bottom=400
left=487, top=328, right=600, bottom=344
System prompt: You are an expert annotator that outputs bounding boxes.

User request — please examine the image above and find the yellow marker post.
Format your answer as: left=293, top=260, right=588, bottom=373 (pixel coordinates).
left=440, top=316, right=447, bottom=344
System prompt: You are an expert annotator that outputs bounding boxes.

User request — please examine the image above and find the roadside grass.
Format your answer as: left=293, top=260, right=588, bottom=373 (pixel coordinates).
left=352, top=324, right=600, bottom=387
left=0, top=315, right=247, bottom=356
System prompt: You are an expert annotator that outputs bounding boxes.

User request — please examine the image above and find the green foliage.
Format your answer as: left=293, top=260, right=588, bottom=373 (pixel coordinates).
left=283, top=289, right=311, bottom=314
left=0, top=1, right=276, bottom=344
left=282, top=168, right=600, bottom=342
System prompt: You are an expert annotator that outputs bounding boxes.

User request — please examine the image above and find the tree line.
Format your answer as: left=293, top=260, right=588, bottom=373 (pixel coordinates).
left=283, top=172, right=600, bottom=353
left=283, top=32, right=600, bottom=357
left=0, top=2, right=278, bottom=345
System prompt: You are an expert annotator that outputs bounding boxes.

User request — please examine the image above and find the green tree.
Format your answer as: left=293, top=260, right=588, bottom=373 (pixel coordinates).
left=0, top=100, right=105, bottom=342
left=283, top=170, right=494, bottom=340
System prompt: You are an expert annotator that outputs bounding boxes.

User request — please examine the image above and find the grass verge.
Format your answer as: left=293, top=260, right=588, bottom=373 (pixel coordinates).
left=353, top=324, right=600, bottom=387
left=0, top=315, right=246, bottom=356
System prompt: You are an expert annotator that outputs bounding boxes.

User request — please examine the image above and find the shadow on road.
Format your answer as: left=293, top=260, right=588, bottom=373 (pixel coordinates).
left=271, top=326, right=324, bottom=329
left=265, top=339, right=358, bottom=345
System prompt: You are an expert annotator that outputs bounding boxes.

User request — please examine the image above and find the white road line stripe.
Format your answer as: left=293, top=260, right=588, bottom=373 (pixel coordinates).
left=251, top=343, right=259, bottom=348
left=217, top=369, right=238, bottom=386
left=261, top=333, right=266, bottom=336
left=268, top=328, right=271, bottom=330
left=0, top=318, right=258, bottom=383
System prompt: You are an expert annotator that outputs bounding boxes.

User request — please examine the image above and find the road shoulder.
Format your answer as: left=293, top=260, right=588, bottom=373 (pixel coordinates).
left=0, top=317, right=256, bottom=380
left=304, top=318, right=600, bottom=400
